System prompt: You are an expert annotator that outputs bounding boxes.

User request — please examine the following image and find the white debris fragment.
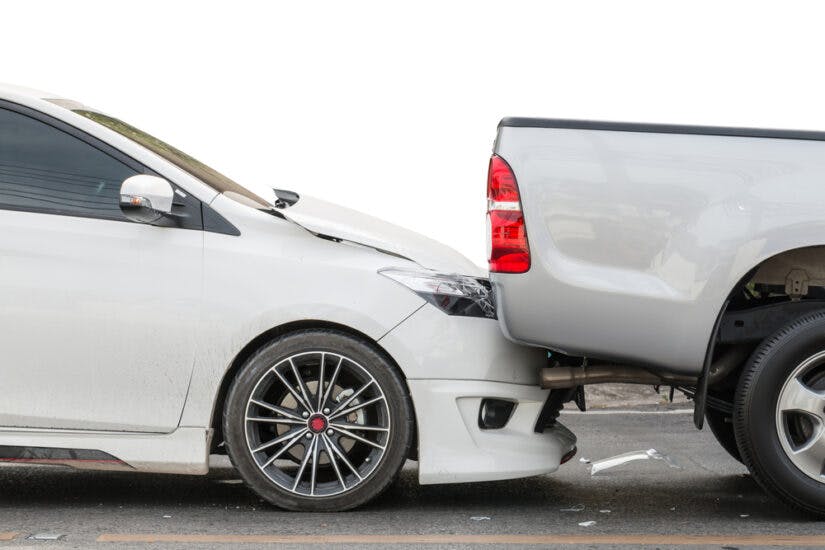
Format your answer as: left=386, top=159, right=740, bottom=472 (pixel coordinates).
left=579, top=457, right=591, bottom=464
left=599, top=509, right=611, bottom=514
left=217, top=479, right=244, bottom=485
left=470, top=516, right=491, bottom=521
left=740, top=514, right=749, bottom=518
left=590, top=448, right=681, bottom=476
left=578, top=521, right=596, bottom=527
left=560, top=504, right=585, bottom=512
left=162, top=515, right=172, bottom=519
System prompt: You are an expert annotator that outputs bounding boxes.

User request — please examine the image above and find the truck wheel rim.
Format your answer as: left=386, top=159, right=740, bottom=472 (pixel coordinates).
left=244, top=351, right=391, bottom=497
left=775, top=350, right=825, bottom=483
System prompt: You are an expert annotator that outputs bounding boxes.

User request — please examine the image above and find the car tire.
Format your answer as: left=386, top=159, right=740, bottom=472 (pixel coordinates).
left=705, top=408, right=741, bottom=463
left=223, top=329, right=414, bottom=511
left=734, top=311, right=825, bottom=517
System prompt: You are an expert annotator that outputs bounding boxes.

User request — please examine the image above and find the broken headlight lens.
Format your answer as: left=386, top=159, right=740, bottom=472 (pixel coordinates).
left=379, top=268, right=496, bottom=319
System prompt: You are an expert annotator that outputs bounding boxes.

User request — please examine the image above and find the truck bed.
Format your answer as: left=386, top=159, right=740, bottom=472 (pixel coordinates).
left=491, top=117, right=825, bottom=375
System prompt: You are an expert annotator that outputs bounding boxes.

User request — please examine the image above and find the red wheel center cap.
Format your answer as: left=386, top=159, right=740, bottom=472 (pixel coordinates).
left=308, top=414, right=328, bottom=433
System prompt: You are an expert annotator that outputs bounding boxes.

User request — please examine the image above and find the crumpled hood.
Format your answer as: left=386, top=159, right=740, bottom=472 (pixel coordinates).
left=277, top=195, right=483, bottom=276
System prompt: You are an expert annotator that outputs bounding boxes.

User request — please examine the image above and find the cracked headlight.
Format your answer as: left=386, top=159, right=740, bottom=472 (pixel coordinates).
left=379, top=268, right=496, bottom=319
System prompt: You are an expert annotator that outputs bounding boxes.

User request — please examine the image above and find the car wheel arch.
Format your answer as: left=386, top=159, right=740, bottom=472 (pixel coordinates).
left=207, top=320, right=417, bottom=456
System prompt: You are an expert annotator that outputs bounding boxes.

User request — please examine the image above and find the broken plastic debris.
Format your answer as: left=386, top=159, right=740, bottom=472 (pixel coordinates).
left=470, top=516, right=491, bottom=521
left=740, top=514, right=749, bottom=518
left=578, top=521, right=596, bottom=527
left=590, top=448, right=681, bottom=476
left=217, top=479, right=244, bottom=485
left=162, top=515, right=172, bottom=519
left=578, top=457, right=591, bottom=464
left=560, top=504, right=585, bottom=512
left=599, top=509, right=611, bottom=514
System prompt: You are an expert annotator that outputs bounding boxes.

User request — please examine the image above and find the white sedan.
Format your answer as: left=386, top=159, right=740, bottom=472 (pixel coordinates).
left=0, top=84, right=575, bottom=511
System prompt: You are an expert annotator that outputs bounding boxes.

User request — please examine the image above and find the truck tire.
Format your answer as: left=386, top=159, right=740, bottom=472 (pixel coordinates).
left=734, top=312, right=825, bottom=517
left=223, top=329, right=414, bottom=511
left=705, top=408, right=741, bottom=463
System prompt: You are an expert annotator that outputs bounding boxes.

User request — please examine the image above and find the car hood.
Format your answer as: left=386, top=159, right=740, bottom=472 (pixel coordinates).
left=276, top=195, right=483, bottom=276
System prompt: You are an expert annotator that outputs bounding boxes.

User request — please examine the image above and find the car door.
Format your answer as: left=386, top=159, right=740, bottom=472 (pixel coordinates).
left=0, top=105, right=203, bottom=433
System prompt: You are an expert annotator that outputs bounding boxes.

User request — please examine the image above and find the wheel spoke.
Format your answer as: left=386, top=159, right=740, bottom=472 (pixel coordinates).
left=249, top=399, right=302, bottom=421
left=330, top=395, right=386, bottom=420
left=289, top=358, right=314, bottom=412
left=316, top=352, right=326, bottom=410
left=310, top=433, right=321, bottom=496
left=325, top=434, right=363, bottom=481
left=332, top=425, right=386, bottom=450
left=790, top=427, right=825, bottom=477
left=252, top=427, right=308, bottom=454
left=779, top=377, right=825, bottom=420
left=272, top=368, right=311, bottom=412
left=261, top=429, right=309, bottom=468
left=292, top=436, right=317, bottom=491
left=330, top=379, right=374, bottom=416
left=322, top=434, right=347, bottom=490
left=329, top=422, right=389, bottom=433
left=246, top=416, right=305, bottom=425
left=321, top=356, right=344, bottom=410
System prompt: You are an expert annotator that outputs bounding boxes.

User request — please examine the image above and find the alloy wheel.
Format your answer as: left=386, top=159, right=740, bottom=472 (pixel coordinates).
left=775, top=349, right=825, bottom=483
left=243, top=351, right=391, bottom=497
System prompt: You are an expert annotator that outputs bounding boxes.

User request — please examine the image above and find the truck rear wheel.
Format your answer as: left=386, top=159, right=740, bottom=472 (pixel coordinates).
left=734, top=312, right=825, bottom=517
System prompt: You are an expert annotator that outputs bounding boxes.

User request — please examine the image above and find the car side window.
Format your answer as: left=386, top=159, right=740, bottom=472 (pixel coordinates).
left=0, top=107, right=138, bottom=220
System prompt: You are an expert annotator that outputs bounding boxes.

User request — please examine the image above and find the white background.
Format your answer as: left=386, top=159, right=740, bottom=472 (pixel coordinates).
left=3, top=0, right=824, bottom=267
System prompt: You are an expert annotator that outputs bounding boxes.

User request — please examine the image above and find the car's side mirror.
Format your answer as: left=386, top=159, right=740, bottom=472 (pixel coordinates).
left=119, top=175, right=174, bottom=224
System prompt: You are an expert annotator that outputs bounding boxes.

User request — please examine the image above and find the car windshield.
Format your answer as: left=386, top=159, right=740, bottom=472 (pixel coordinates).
left=73, top=109, right=273, bottom=209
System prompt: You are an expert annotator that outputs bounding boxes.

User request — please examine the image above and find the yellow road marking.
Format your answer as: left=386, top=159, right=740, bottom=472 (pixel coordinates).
left=0, top=533, right=16, bottom=541
left=97, top=534, right=825, bottom=546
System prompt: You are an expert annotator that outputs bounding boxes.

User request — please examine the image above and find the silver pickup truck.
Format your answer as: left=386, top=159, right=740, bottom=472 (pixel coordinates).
left=488, top=117, right=825, bottom=516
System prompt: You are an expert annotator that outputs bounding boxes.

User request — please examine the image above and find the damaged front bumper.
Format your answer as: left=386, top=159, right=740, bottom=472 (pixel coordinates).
left=379, top=304, right=577, bottom=484
left=407, top=379, right=577, bottom=484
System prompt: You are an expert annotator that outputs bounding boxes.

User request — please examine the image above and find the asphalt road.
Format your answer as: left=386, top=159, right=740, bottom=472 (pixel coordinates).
left=0, top=409, right=822, bottom=549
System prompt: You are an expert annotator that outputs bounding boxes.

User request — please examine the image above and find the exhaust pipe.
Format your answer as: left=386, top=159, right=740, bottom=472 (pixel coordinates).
left=540, top=344, right=750, bottom=390
left=540, top=365, right=696, bottom=389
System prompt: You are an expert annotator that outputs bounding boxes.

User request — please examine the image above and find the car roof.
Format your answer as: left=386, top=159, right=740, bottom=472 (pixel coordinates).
left=0, top=82, right=61, bottom=101
left=0, top=82, right=90, bottom=111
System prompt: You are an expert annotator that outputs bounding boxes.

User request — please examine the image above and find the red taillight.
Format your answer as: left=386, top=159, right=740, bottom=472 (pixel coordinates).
left=487, top=155, right=530, bottom=273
